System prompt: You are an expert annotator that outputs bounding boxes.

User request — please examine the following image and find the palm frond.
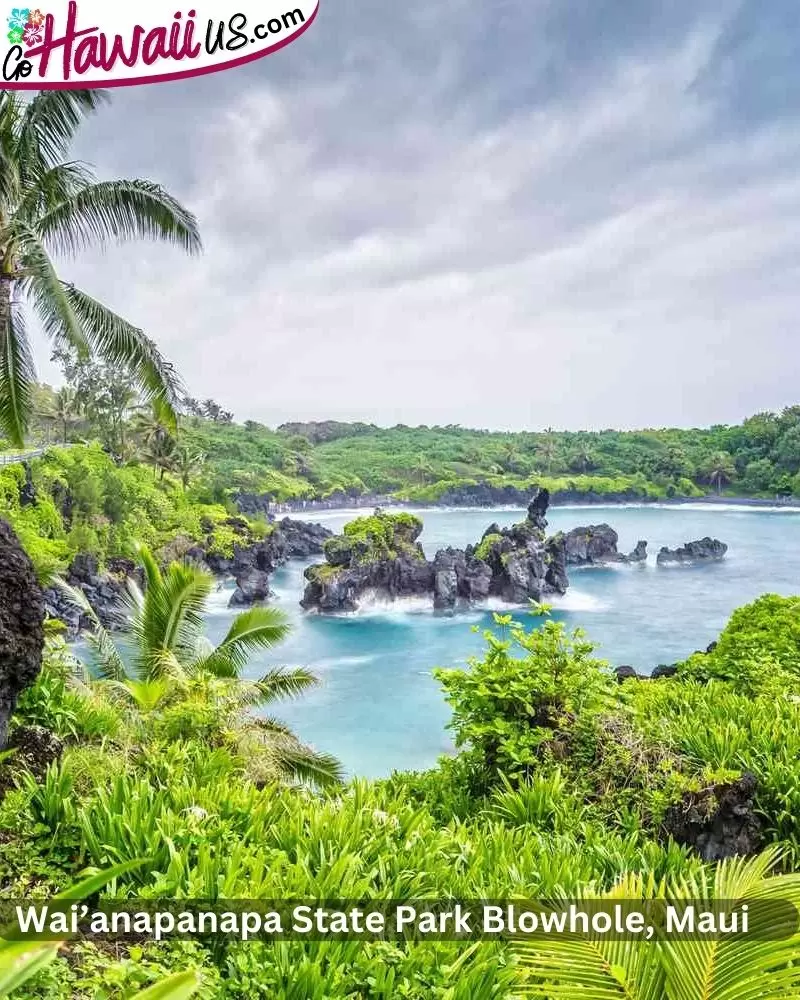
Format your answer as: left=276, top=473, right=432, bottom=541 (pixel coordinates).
left=198, top=607, right=292, bottom=679
left=17, top=233, right=89, bottom=356
left=17, top=90, right=107, bottom=173
left=0, top=300, right=36, bottom=446
left=38, top=178, right=201, bottom=256
left=514, top=873, right=664, bottom=1000
left=251, top=727, right=344, bottom=789
left=127, top=556, right=211, bottom=679
left=254, top=667, right=319, bottom=702
left=13, top=161, right=94, bottom=225
left=61, top=285, right=183, bottom=424
left=664, top=848, right=800, bottom=1000
left=514, top=849, right=800, bottom=1000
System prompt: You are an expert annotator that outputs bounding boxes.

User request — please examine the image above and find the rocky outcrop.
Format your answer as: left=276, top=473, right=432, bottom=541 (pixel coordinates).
left=302, top=491, right=570, bottom=613
left=556, top=524, right=648, bottom=566
left=461, top=492, right=568, bottom=606
left=275, top=518, right=333, bottom=559
left=0, top=521, right=45, bottom=749
left=657, top=538, right=727, bottom=566
left=6, top=726, right=64, bottom=779
left=302, top=512, right=433, bottom=613
left=43, top=553, right=134, bottom=636
left=229, top=568, right=272, bottom=607
left=662, top=772, right=762, bottom=860
left=303, top=557, right=435, bottom=613
left=432, top=548, right=493, bottom=610
left=224, top=518, right=333, bottom=607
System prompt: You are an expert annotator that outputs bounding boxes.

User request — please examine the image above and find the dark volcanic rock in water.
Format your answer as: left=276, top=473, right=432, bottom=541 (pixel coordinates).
left=0, top=521, right=44, bottom=749
left=466, top=489, right=568, bottom=605
left=302, top=511, right=434, bottom=613
left=230, top=568, right=272, bottom=607
left=628, top=540, right=648, bottom=563
left=276, top=518, right=332, bottom=558
left=557, top=525, right=648, bottom=566
left=213, top=519, right=332, bottom=607
left=301, top=491, right=569, bottom=613
left=657, top=538, right=728, bottom=566
left=562, top=524, right=624, bottom=565
left=432, top=548, right=493, bottom=610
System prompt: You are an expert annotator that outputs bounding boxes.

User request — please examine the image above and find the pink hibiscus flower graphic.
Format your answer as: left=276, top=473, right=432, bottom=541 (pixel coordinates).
left=22, top=20, right=41, bottom=45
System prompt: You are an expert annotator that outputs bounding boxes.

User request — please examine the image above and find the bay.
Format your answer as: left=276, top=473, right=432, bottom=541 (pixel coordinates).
left=202, top=504, right=800, bottom=779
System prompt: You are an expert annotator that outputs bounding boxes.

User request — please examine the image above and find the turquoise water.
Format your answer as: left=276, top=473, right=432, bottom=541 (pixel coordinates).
left=203, top=505, right=800, bottom=779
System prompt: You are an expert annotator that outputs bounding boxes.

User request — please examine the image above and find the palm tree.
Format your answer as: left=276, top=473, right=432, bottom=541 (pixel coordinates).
left=704, top=452, right=736, bottom=495
left=537, top=429, right=559, bottom=475
left=514, top=846, right=800, bottom=999
left=131, top=404, right=172, bottom=447
left=202, top=399, right=222, bottom=422
left=172, top=445, right=206, bottom=489
left=52, top=385, right=81, bottom=443
left=140, top=430, right=178, bottom=480
left=58, top=547, right=342, bottom=789
left=502, top=441, right=522, bottom=474
left=568, top=445, right=597, bottom=474
left=414, top=452, right=434, bottom=484
left=0, top=90, right=201, bottom=446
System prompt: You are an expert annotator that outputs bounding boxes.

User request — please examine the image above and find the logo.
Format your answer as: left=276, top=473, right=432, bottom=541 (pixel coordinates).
left=2, top=0, right=319, bottom=88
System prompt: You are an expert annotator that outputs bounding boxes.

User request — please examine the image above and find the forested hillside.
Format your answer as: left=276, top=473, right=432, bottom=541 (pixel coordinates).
left=11, top=384, right=800, bottom=507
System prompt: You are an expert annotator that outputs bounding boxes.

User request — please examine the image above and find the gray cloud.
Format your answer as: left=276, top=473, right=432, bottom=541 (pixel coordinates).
left=32, top=0, right=800, bottom=429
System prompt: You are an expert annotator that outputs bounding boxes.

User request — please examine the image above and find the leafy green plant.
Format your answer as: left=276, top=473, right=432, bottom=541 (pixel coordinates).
left=59, top=545, right=342, bottom=789
left=514, top=847, right=800, bottom=999
left=435, top=611, right=616, bottom=790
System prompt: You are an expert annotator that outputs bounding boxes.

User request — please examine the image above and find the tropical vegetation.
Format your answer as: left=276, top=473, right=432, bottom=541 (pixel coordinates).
left=2, top=594, right=800, bottom=997
left=0, top=89, right=200, bottom=446
left=3, top=85, right=800, bottom=999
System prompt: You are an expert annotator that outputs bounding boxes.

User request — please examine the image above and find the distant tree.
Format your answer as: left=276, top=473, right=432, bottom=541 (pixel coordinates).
left=537, top=431, right=559, bottom=475
left=414, top=452, right=434, bottom=484
left=202, top=399, right=222, bottom=422
left=172, top=445, right=206, bottom=490
left=52, top=386, right=81, bottom=443
left=703, top=451, right=736, bottom=494
left=501, top=441, right=523, bottom=474
left=567, top=446, right=598, bottom=474
left=54, top=347, right=138, bottom=457
left=775, top=425, right=800, bottom=475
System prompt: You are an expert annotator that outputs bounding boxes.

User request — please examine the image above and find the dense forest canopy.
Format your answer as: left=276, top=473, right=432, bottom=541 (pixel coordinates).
left=9, top=382, right=800, bottom=506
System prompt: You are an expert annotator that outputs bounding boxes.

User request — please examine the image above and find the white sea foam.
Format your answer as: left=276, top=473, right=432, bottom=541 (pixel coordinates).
left=653, top=502, right=800, bottom=514
left=204, top=582, right=236, bottom=614
left=549, top=589, right=608, bottom=612
left=313, top=655, right=377, bottom=670
left=355, top=592, right=434, bottom=616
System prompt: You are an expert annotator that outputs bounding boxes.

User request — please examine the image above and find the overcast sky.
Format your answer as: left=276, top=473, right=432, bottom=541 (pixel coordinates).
left=32, top=0, right=800, bottom=430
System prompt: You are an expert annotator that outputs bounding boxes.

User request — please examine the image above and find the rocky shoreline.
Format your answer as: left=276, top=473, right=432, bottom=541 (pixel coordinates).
left=268, top=489, right=800, bottom=516
left=45, top=517, right=334, bottom=637
left=43, top=492, right=730, bottom=640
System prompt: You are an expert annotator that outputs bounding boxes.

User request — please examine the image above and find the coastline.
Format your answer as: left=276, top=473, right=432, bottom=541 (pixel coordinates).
left=274, top=493, right=800, bottom=517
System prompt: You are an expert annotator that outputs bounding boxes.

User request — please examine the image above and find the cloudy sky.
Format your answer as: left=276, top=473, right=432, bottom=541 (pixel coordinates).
left=33, top=0, right=800, bottom=430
